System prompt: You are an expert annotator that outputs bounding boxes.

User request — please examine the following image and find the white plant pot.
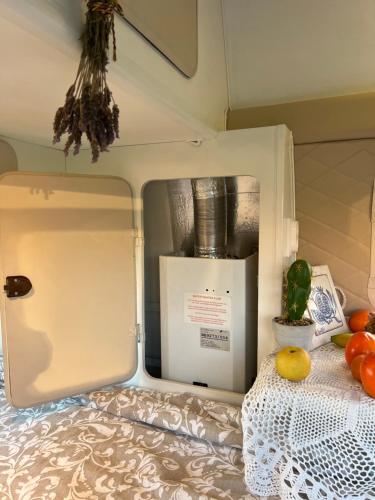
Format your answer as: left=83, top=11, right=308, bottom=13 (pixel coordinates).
left=272, top=318, right=315, bottom=352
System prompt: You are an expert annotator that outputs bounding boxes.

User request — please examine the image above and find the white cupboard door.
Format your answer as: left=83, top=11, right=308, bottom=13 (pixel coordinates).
left=0, top=173, right=137, bottom=407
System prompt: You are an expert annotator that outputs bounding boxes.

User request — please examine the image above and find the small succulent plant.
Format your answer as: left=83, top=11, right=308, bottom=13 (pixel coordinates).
left=285, top=259, right=312, bottom=322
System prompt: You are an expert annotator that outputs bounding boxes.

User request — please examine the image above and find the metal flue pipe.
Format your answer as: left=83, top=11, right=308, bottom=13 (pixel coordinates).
left=191, top=177, right=227, bottom=258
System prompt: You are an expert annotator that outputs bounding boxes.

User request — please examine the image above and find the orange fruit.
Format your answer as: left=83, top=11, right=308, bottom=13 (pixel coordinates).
left=348, top=309, right=369, bottom=332
left=360, top=352, right=375, bottom=398
left=345, top=331, right=375, bottom=367
left=350, top=354, right=367, bottom=382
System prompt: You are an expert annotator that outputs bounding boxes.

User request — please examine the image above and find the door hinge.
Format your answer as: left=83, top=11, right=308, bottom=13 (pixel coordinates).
left=134, top=236, right=144, bottom=248
left=136, top=324, right=143, bottom=343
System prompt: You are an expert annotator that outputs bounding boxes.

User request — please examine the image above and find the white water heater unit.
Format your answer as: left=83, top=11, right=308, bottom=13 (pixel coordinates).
left=160, top=254, right=258, bottom=393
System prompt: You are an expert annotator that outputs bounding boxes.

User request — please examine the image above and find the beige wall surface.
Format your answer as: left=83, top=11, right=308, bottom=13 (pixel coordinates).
left=227, top=93, right=375, bottom=145
left=295, top=140, right=375, bottom=313
left=227, top=93, right=375, bottom=313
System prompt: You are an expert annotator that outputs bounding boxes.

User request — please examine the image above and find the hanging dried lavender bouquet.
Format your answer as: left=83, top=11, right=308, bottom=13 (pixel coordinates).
left=53, top=0, right=124, bottom=162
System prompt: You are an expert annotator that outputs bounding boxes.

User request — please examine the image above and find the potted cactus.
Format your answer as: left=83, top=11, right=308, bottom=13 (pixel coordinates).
left=272, top=259, right=315, bottom=351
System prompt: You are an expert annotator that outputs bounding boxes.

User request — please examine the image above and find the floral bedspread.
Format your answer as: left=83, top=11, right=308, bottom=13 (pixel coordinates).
left=0, top=363, right=251, bottom=499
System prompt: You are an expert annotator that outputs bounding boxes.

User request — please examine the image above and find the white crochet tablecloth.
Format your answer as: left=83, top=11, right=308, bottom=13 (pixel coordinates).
left=242, top=343, right=375, bottom=500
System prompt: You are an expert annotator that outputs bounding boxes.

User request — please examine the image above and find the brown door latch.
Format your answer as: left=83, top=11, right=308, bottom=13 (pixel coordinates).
left=4, top=276, right=32, bottom=298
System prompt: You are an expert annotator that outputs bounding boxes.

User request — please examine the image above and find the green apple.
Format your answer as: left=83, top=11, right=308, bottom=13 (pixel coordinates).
left=276, top=346, right=311, bottom=381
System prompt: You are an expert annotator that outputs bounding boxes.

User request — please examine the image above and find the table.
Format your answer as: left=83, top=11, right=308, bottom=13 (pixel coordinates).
left=242, top=344, right=375, bottom=499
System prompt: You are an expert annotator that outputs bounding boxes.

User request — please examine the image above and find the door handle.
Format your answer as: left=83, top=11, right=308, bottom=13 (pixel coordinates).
left=4, top=276, right=32, bottom=298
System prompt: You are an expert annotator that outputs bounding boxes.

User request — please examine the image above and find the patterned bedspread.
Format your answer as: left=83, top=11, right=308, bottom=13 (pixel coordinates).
left=0, top=362, right=251, bottom=499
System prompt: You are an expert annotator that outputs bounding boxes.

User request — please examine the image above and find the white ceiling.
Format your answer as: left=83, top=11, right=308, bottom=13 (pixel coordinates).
left=3, top=0, right=375, bottom=147
left=0, top=8, right=200, bottom=149
left=223, top=0, right=375, bottom=108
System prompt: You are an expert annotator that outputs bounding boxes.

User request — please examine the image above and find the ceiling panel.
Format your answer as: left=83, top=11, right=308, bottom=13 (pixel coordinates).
left=223, top=0, right=375, bottom=108
left=0, top=13, right=200, bottom=149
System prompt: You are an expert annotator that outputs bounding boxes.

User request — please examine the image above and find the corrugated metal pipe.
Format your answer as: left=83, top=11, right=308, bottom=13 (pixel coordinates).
left=167, top=179, right=194, bottom=256
left=191, top=177, right=227, bottom=258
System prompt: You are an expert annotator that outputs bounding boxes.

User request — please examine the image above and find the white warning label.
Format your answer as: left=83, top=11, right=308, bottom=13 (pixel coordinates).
left=200, top=327, right=230, bottom=351
left=184, top=292, right=231, bottom=329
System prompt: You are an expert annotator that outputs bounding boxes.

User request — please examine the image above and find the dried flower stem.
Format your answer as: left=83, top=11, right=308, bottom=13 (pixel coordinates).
left=53, top=0, right=124, bottom=162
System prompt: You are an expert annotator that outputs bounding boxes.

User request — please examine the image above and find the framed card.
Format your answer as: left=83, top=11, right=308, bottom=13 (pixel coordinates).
left=306, top=265, right=348, bottom=349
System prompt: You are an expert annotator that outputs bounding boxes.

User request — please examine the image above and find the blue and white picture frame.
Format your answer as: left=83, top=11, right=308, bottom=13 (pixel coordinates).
left=306, top=265, right=348, bottom=349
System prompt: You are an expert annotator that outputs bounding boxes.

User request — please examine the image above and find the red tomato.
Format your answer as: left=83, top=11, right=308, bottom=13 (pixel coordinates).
left=345, top=331, right=375, bottom=367
left=360, top=352, right=375, bottom=398
left=350, top=354, right=367, bottom=382
left=348, top=310, right=369, bottom=332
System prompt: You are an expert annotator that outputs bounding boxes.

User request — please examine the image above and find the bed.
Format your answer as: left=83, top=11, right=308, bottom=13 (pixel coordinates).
left=0, top=357, right=253, bottom=499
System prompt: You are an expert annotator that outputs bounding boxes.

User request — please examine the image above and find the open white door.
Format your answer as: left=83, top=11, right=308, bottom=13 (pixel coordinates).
left=0, top=173, right=137, bottom=407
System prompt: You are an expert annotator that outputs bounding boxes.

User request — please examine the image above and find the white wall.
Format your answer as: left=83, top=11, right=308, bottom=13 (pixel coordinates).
left=2, top=138, right=65, bottom=173
left=1, top=127, right=292, bottom=404
left=0, top=140, right=18, bottom=173
left=64, top=127, right=293, bottom=372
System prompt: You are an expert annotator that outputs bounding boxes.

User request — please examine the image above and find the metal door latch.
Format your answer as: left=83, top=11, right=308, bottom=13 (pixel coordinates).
left=4, top=276, right=32, bottom=298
